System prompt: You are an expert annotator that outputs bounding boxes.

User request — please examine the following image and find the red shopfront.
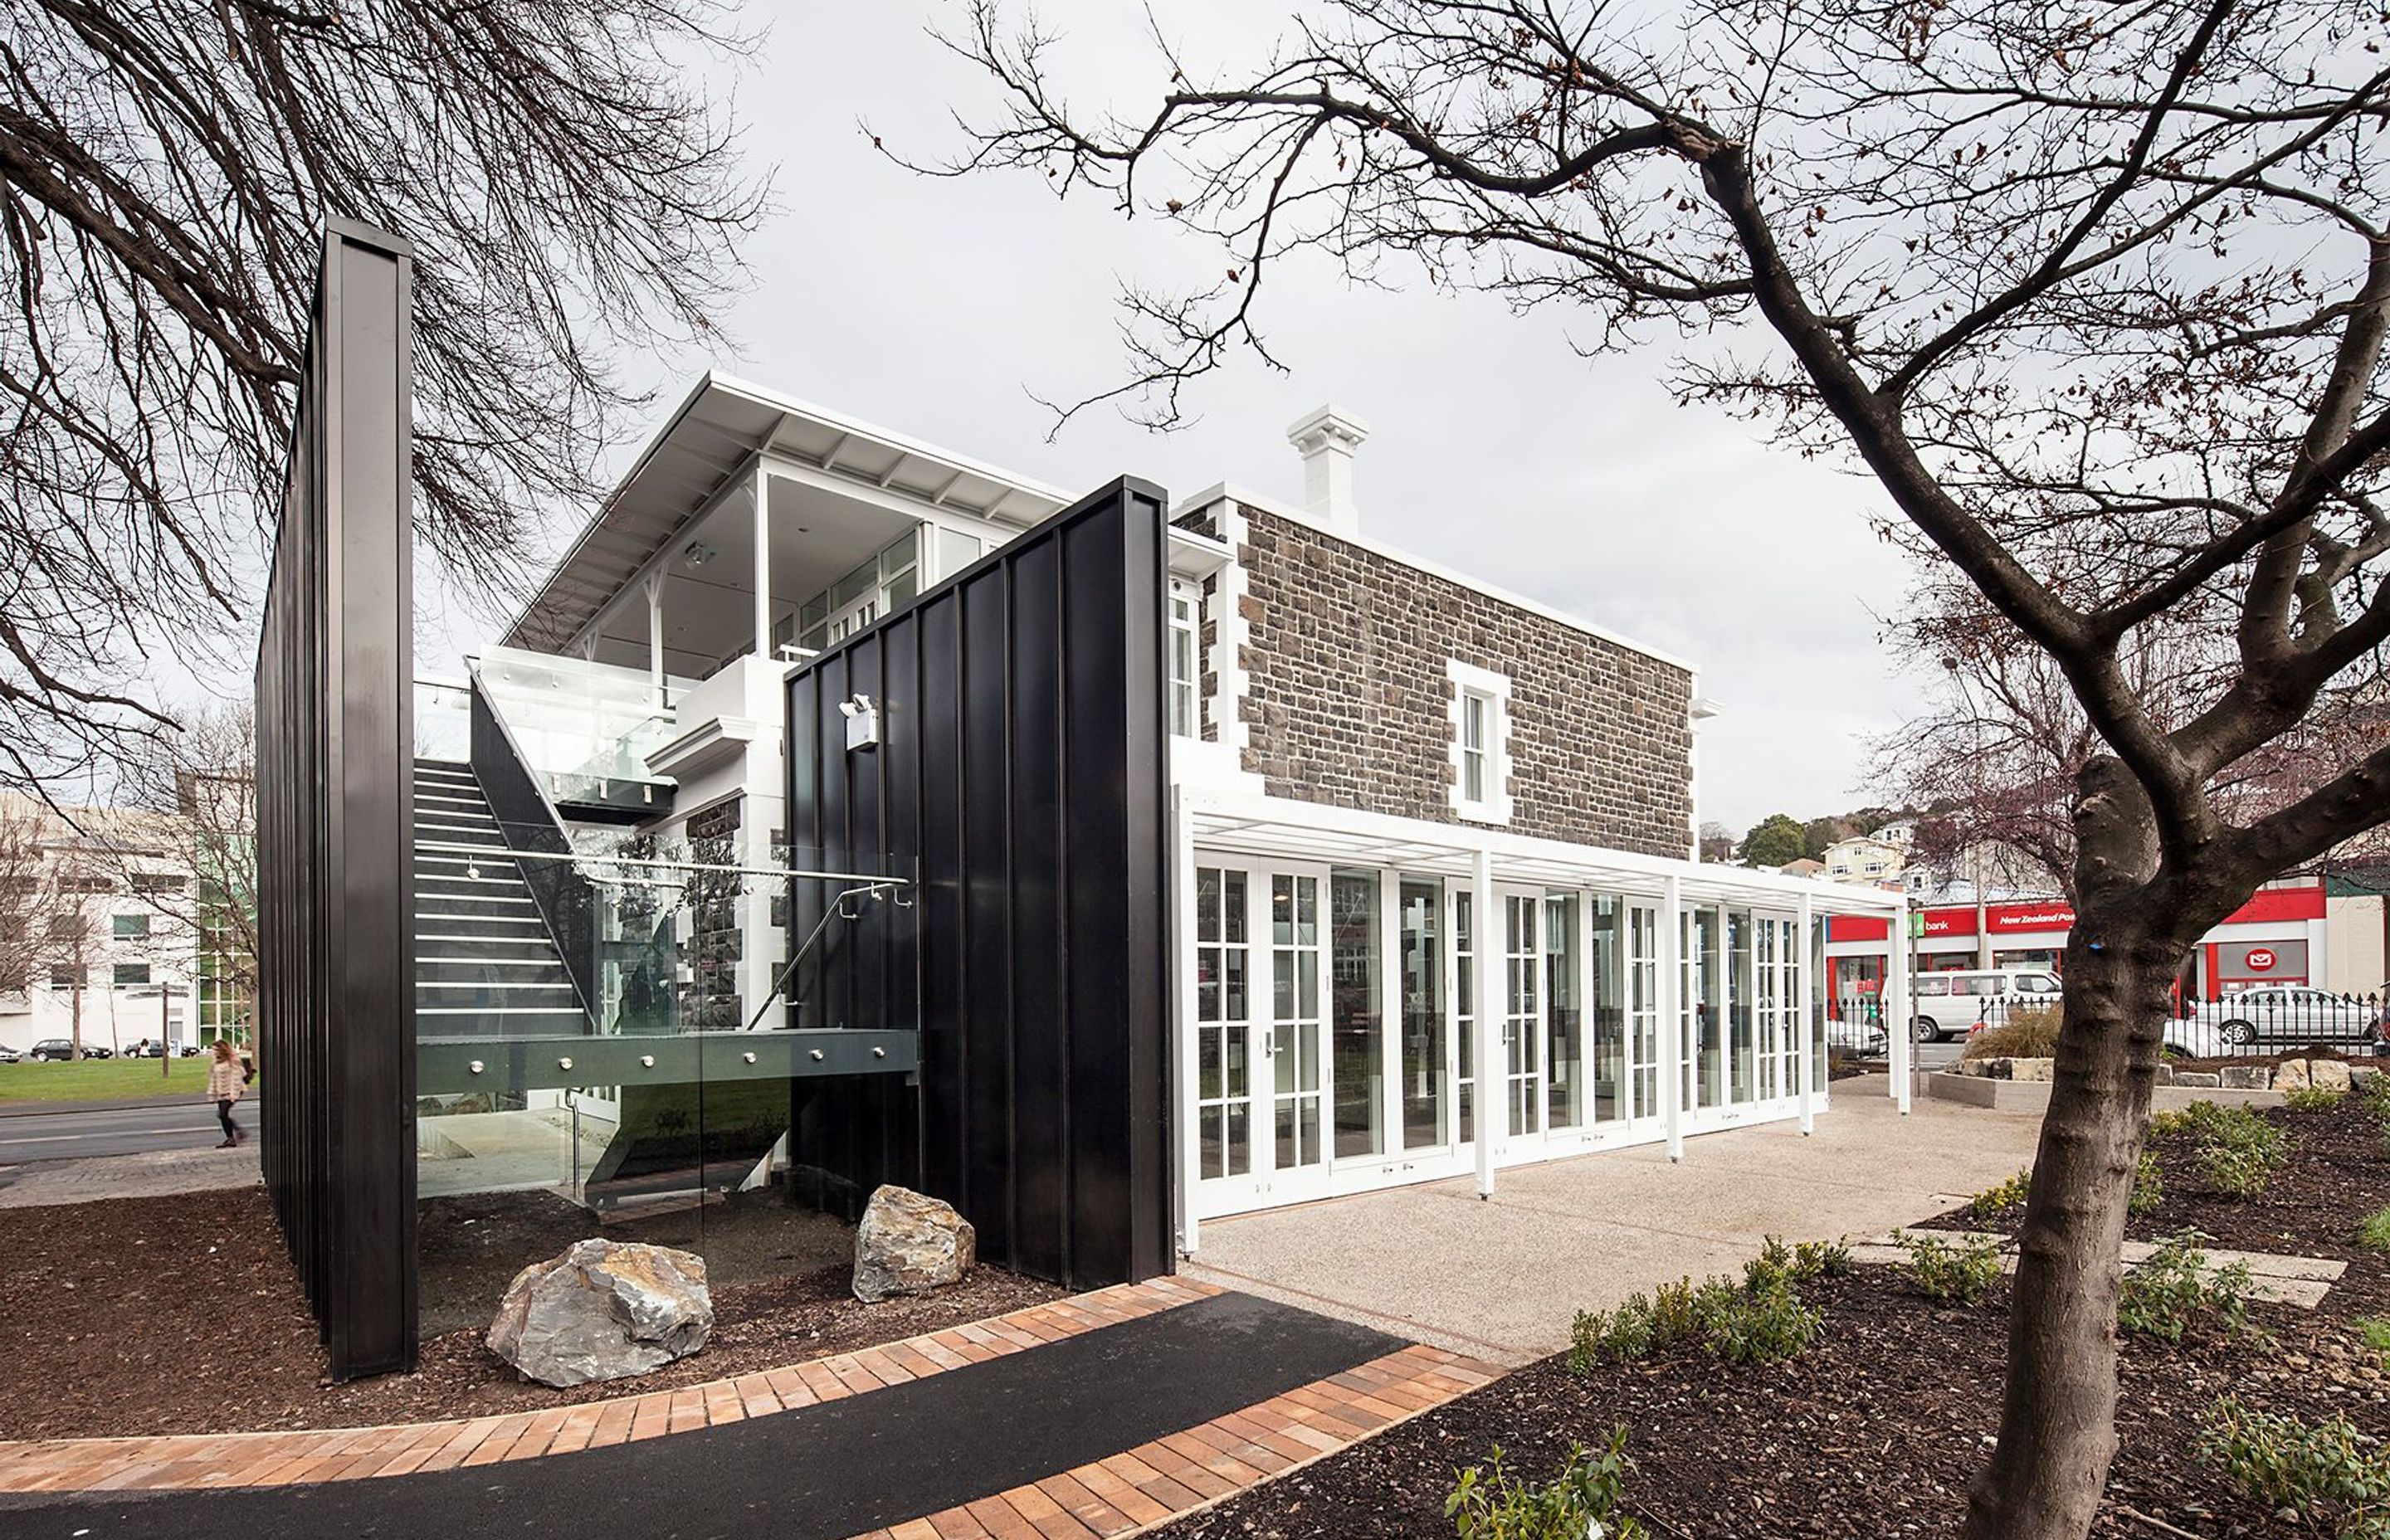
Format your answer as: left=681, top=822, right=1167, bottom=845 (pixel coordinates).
left=1822, top=880, right=2328, bottom=1005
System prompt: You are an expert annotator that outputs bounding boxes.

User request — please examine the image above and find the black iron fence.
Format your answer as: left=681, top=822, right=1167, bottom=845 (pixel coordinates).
left=1855, top=987, right=2390, bottom=1060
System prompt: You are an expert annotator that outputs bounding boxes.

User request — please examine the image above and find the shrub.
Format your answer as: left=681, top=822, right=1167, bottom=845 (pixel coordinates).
left=2119, top=1231, right=2252, bottom=1344
left=2362, top=1074, right=2390, bottom=1118
left=2199, top=1396, right=2390, bottom=1536
left=2358, top=1208, right=2390, bottom=1253
left=2354, top=1318, right=2390, bottom=1371
left=1898, top=1231, right=2004, bottom=1305
left=2288, top=1084, right=2351, bottom=1112
left=2185, top=1103, right=2291, bottom=1198
left=1448, top=1431, right=1648, bottom=1540
left=1569, top=1269, right=1822, bottom=1372
left=1965, top=1168, right=2033, bottom=1221
left=2130, top=1150, right=2165, bottom=1216
left=1744, top=1234, right=1851, bottom=1292
left=1961, top=1003, right=2062, bottom=1060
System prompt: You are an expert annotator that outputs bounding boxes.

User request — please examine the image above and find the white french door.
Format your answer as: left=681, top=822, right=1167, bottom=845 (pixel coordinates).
left=1498, top=887, right=1546, bottom=1153
left=1191, top=859, right=1334, bottom=1215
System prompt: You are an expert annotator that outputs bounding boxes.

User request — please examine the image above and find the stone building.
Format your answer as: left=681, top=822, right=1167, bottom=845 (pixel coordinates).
left=436, top=376, right=1902, bottom=1240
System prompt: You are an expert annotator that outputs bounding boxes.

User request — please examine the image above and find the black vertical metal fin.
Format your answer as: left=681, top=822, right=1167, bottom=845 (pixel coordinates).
left=255, top=220, right=418, bottom=1379
left=784, top=478, right=1173, bottom=1289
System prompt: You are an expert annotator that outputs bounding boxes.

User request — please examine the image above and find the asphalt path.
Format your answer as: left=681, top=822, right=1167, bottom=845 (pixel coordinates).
left=0, top=1101, right=228, bottom=1165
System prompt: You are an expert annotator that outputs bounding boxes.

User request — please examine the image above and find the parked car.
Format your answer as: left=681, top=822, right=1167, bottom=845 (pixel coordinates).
left=1910, top=968, right=2066, bottom=1043
left=0, top=1043, right=19, bottom=1063
left=28, top=1039, right=90, bottom=1061
left=2167, top=986, right=2389, bottom=1056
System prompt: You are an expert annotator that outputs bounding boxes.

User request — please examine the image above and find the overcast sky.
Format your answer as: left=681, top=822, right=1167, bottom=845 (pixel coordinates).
left=419, top=0, right=1929, bottom=835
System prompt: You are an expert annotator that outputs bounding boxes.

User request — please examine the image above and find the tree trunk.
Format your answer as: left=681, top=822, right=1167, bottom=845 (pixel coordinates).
left=1963, top=757, right=2192, bottom=1540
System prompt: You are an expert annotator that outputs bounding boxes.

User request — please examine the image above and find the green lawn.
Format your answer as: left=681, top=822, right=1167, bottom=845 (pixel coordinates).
left=0, top=1056, right=212, bottom=1103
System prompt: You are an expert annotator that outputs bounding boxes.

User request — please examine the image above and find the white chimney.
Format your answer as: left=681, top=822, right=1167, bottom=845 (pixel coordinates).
left=1286, top=404, right=1370, bottom=534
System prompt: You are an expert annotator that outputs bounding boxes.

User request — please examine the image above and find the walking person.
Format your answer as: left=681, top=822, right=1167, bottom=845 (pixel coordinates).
left=207, top=1040, right=247, bottom=1148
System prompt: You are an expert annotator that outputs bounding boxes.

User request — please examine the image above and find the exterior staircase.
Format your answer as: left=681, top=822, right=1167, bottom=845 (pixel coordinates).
left=413, top=758, right=586, bottom=1038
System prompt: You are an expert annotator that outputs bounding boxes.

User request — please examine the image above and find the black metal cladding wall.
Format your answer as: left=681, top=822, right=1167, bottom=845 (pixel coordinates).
left=255, top=221, right=417, bottom=1379
left=785, top=477, right=1173, bottom=1290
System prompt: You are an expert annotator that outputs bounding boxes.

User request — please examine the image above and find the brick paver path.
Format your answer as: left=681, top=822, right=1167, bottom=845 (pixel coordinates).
left=0, top=1274, right=1505, bottom=1539
left=842, top=1345, right=1497, bottom=1540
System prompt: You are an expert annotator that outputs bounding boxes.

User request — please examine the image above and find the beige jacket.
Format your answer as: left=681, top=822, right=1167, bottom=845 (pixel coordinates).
left=207, top=1055, right=246, bottom=1101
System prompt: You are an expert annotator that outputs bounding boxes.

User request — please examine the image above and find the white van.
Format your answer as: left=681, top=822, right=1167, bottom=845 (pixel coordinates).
left=1910, top=968, right=2063, bottom=1042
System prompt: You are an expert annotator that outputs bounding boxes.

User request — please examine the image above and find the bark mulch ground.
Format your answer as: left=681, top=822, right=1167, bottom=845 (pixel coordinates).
left=1153, top=1094, right=2390, bottom=1540
left=0, top=1185, right=1061, bottom=1440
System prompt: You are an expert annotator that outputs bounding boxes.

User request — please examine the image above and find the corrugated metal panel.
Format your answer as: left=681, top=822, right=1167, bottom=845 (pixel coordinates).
left=784, top=478, right=1173, bottom=1289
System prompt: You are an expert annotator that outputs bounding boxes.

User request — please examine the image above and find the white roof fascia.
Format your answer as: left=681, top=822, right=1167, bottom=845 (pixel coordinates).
left=1178, top=784, right=1904, bottom=912
left=1174, top=482, right=1697, bottom=675
left=718, top=373, right=1075, bottom=510
left=515, top=372, right=1074, bottom=649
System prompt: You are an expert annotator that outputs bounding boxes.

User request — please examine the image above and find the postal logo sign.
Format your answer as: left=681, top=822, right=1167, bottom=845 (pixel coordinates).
left=2246, top=948, right=2279, bottom=972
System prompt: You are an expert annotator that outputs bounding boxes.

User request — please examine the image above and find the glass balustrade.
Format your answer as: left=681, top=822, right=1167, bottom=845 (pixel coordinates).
left=472, top=646, right=692, bottom=811
left=410, top=829, right=918, bottom=1340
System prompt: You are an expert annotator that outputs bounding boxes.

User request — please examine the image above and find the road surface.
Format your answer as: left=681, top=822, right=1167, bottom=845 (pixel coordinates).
left=0, top=1101, right=227, bottom=1165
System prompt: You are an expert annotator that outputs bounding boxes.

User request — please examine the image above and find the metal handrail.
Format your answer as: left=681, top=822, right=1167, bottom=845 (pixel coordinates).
left=744, top=880, right=912, bottom=1031
left=412, top=840, right=904, bottom=887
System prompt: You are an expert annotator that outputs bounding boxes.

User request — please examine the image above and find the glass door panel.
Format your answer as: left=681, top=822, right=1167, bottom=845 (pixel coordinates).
left=1269, top=870, right=1329, bottom=1196
left=1193, top=866, right=1257, bottom=1196
left=1629, top=903, right=1660, bottom=1121
left=1682, top=906, right=1722, bottom=1112
left=1398, top=877, right=1448, bottom=1149
left=1728, top=908, right=1755, bottom=1109
left=1454, top=889, right=1476, bottom=1146
left=1590, top=896, right=1625, bottom=1123
left=1545, top=892, right=1583, bottom=1130
left=1503, top=891, right=1544, bottom=1138
left=1329, top=869, right=1384, bottom=1159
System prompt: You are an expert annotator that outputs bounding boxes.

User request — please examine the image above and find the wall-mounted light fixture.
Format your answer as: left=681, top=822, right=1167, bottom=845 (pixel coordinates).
left=681, top=540, right=716, bottom=568
left=839, top=693, right=880, bottom=752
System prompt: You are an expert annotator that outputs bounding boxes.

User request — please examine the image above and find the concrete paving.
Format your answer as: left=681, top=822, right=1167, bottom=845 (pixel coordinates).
left=1181, top=1075, right=2046, bottom=1365
left=0, top=1140, right=260, bottom=1207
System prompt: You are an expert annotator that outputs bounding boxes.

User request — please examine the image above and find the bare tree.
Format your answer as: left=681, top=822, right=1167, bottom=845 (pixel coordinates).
left=0, top=799, right=56, bottom=997
left=1695, top=819, right=1735, bottom=862
left=1876, top=580, right=2383, bottom=900
left=97, top=707, right=257, bottom=1038
left=0, top=0, right=767, bottom=788
left=905, top=3, right=2390, bottom=1534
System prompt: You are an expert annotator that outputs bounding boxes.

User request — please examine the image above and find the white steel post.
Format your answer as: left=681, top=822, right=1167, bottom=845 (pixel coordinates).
left=1472, top=846, right=1498, bottom=1199
left=1889, top=899, right=1914, bottom=1114
left=1660, top=875, right=1685, bottom=1162
left=643, top=573, right=667, bottom=709
left=752, top=467, right=773, bottom=663
left=1171, top=787, right=1202, bottom=1257
left=1796, top=893, right=1817, bottom=1135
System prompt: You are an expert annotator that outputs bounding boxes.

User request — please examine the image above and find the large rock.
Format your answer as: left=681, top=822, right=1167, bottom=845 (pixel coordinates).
left=2309, top=1060, right=2353, bottom=1093
left=488, top=1239, right=712, bottom=1388
left=853, top=1184, right=976, bottom=1303
left=2274, top=1058, right=2314, bottom=1091
left=2219, top=1065, right=2270, bottom=1090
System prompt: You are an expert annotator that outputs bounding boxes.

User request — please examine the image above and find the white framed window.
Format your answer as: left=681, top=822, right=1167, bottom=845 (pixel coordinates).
left=1446, top=660, right=1514, bottom=824
left=1168, top=581, right=1200, bottom=738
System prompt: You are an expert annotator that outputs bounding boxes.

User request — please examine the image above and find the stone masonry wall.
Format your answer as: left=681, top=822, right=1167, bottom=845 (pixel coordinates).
left=1232, top=503, right=1694, bottom=857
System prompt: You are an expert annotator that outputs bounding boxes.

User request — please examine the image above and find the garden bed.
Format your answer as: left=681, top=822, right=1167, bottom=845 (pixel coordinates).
left=0, top=1185, right=1061, bottom=1440
left=1152, top=1094, right=2390, bottom=1539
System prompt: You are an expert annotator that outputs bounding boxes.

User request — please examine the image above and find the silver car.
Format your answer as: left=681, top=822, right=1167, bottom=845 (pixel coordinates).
left=2168, top=986, right=2386, bottom=1055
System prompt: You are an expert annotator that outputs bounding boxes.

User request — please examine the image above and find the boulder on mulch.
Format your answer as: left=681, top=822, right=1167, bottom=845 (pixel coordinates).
left=853, top=1184, right=976, bottom=1304
left=2275, top=1057, right=2353, bottom=1093
left=487, top=1238, right=713, bottom=1388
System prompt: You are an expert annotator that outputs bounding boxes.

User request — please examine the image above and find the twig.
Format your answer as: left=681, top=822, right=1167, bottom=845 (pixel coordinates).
left=1630, top=1508, right=1695, bottom=1540
left=2118, top=1503, right=2209, bottom=1539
